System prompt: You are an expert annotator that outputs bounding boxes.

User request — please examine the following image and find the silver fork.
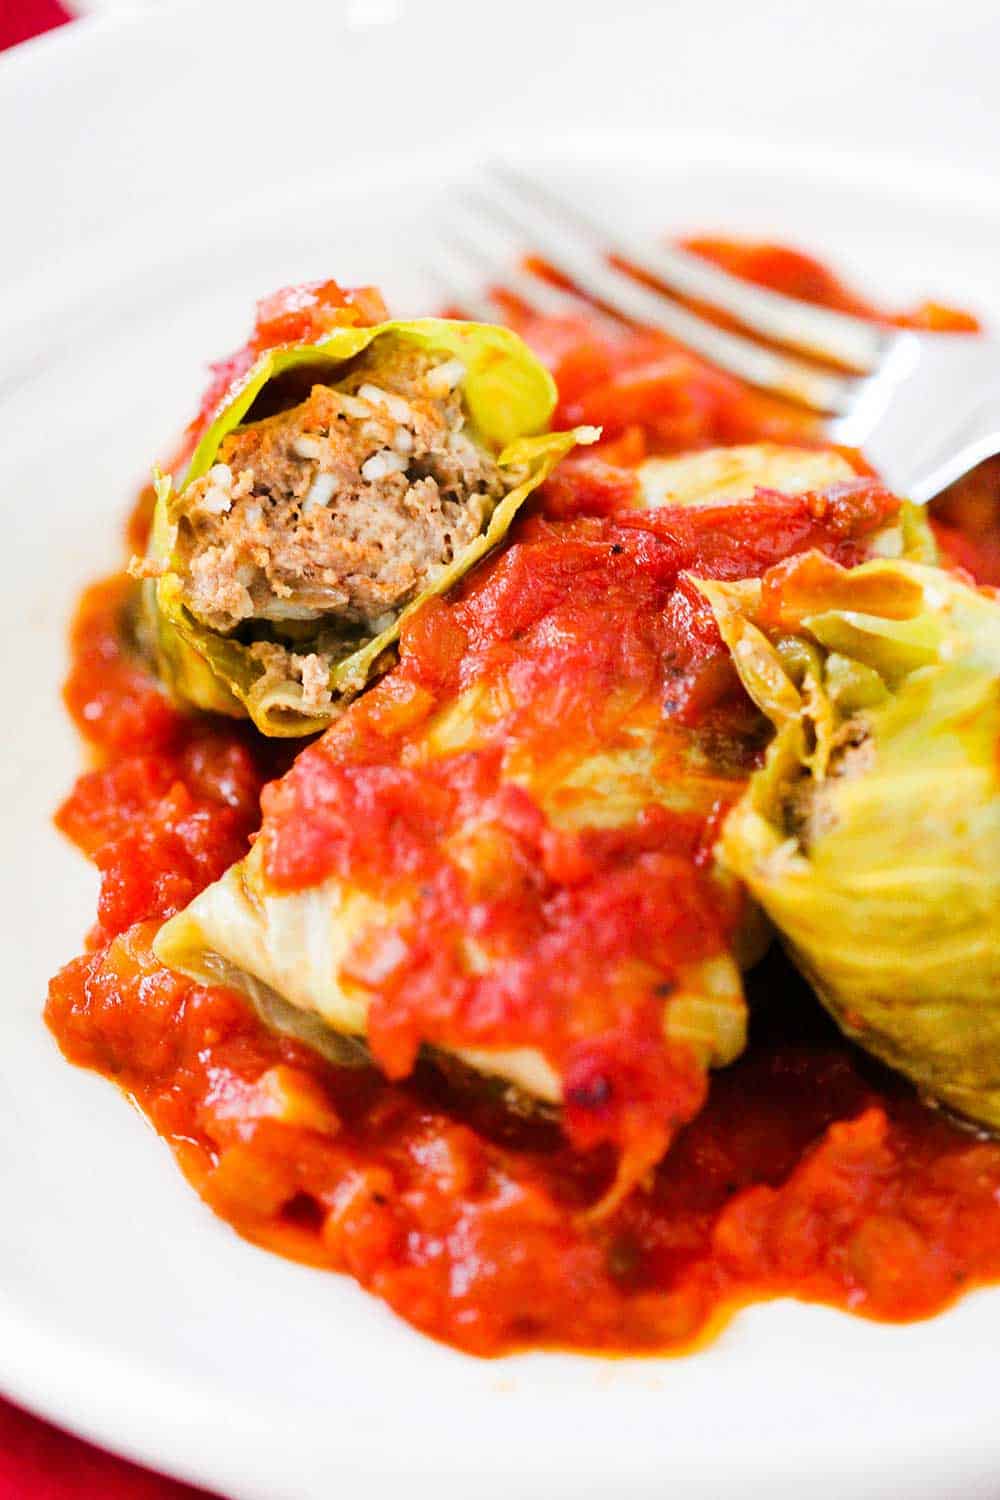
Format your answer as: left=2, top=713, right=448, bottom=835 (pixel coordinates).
left=433, top=166, right=1000, bottom=504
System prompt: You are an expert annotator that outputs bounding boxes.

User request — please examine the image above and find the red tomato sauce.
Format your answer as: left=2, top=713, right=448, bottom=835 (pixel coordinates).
left=258, top=482, right=900, bottom=1189
left=46, top=245, right=1000, bottom=1357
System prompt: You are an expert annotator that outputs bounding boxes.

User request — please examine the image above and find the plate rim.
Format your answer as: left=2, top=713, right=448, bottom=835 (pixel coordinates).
left=5, top=6, right=1000, bottom=1498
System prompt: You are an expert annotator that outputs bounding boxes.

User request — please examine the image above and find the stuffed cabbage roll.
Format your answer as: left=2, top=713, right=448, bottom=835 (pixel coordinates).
left=155, top=462, right=918, bottom=1206
left=701, top=553, right=1000, bottom=1128
left=138, top=318, right=584, bottom=735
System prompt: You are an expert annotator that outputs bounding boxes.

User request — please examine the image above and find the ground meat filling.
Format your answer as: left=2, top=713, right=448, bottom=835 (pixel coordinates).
left=172, top=343, right=511, bottom=710
left=782, top=717, right=875, bottom=851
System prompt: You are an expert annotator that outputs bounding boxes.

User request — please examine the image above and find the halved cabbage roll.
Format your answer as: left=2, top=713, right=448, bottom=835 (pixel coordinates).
left=139, top=318, right=585, bottom=735
left=700, top=553, right=1000, bottom=1128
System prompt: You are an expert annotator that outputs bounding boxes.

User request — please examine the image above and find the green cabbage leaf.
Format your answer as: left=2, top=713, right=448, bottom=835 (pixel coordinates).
left=700, top=555, right=1000, bottom=1128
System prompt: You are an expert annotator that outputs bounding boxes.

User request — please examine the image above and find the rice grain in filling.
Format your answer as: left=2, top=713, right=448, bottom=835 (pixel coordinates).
left=172, top=342, right=512, bottom=707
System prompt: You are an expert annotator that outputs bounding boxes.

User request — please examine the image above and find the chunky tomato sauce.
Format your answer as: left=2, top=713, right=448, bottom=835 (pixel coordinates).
left=258, top=482, right=900, bottom=1192
left=46, top=245, right=1000, bottom=1356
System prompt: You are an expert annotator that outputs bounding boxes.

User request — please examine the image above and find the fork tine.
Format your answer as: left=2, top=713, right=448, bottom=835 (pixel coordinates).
left=421, top=241, right=506, bottom=323
left=491, top=164, right=892, bottom=375
left=468, top=179, right=859, bottom=415
left=444, top=204, right=625, bottom=334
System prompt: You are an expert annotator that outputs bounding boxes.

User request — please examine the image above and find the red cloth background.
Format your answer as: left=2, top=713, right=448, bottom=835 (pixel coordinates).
left=0, top=11, right=225, bottom=1499
left=0, top=1401, right=221, bottom=1499
left=0, top=0, right=71, bottom=49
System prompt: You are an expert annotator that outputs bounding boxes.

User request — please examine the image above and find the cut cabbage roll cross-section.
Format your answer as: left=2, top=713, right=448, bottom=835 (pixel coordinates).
left=177, top=347, right=509, bottom=643
left=138, top=318, right=585, bottom=735
left=156, top=455, right=917, bottom=1213
left=701, top=553, right=1000, bottom=1130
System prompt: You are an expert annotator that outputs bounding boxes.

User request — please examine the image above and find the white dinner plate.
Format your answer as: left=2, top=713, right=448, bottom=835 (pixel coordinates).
left=2, top=3, right=1000, bottom=1497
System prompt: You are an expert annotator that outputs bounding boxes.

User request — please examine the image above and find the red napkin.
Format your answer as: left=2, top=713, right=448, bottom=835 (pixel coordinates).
left=0, top=0, right=72, bottom=50
left=0, top=1398, right=224, bottom=1499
